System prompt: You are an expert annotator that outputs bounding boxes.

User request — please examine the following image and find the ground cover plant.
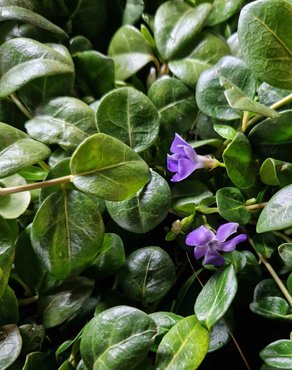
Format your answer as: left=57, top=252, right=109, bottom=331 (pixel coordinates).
left=0, top=0, right=291, bottom=369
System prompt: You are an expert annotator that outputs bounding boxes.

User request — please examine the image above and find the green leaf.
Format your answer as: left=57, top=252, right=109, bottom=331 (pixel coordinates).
left=169, top=33, right=230, bottom=89
left=22, top=351, right=56, bottom=370
left=223, top=132, right=257, bottom=189
left=0, top=286, right=18, bottom=326
left=148, top=76, right=197, bottom=134
left=96, top=87, right=159, bottom=152
left=0, top=174, right=30, bottom=219
left=257, top=185, right=292, bottom=233
left=0, top=6, right=68, bottom=39
left=25, top=97, right=96, bottom=150
left=19, top=324, right=45, bottom=355
left=0, top=122, right=51, bottom=177
left=155, top=315, right=209, bottom=370
left=205, top=0, right=245, bottom=26
left=31, top=189, right=104, bottom=280
left=213, top=125, right=237, bottom=140
left=108, top=25, right=154, bottom=80
left=194, top=265, right=237, bottom=330
left=252, top=233, right=278, bottom=259
left=106, top=170, right=171, bottom=233
left=122, top=0, right=144, bottom=25
left=0, top=324, right=22, bottom=370
left=73, top=51, right=115, bottom=98
left=89, top=233, right=125, bottom=278
left=260, top=340, right=292, bottom=369
left=278, top=243, right=292, bottom=267
left=208, top=319, right=230, bottom=353
left=258, top=82, right=292, bottom=106
left=70, top=133, right=150, bottom=201
left=118, top=246, right=176, bottom=305
left=0, top=216, right=15, bottom=298
left=287, top=273, right=292, bottom=295
left=238, top=0, right=292, bottom=89
left=80, top=305, right=157, bottom=370
left=250, top=297, right=292, bottom=321
left=216, top=187, right=250, bottom=225
left=154, top=1, right=212, bottom=60
left=39, top=277, right=94, bottom=328
left=196, top=56, right=256, bottom=120
left=261, top=159, right=292, bottom=188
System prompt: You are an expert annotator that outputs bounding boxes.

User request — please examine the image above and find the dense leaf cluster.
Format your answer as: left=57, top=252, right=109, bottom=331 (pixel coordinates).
left=0, top=0, right=291, bottom=369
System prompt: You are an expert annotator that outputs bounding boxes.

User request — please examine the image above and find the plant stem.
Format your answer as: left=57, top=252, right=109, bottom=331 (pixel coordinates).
left=0, top=175, right=72, bottom=196
left=245, top=202, right=267, bottom=210
left=10, top=93, right=33, bottom=119
left=249, top=238, right=292, bottom=306
left=272, top=231, right=292, bottom=243
left=241, top=111, right=250, bottom=132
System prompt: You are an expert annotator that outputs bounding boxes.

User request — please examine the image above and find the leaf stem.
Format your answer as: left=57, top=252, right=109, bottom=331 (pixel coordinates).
left=249, top=238, right=292, bottom=306
left=241, top=111, right=250, bottom=132
left=245, top=202, right=267, bottom=210
left=10, top=93, right=33, bottom=119
left=0, top=175, right=72, bottom=196
left=272, top=231, right=292, bottom=243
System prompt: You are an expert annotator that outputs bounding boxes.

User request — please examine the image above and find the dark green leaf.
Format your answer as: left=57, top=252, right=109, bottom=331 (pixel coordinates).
left=196, top=56, right=256, bottom=120
left=22, top=351, right=56, bottom=370
left=154, top=1, right=212, bottom=60
left=0, top=216, right=14, bottom=298
left=216, top=187, right=250, bottom=224
left=253, top=279, right=284, bottom=301
left=148, top=76, right=197, bottom=134
left=122, top=0, right=144, bottom=25
left=106, top=170, right=171, bottom=233
left=238, top=0, right=292, bottom=89
left=258, top=83, right=292, bottom=106
left=71, top=133, right=150, bottom=201
left=252, top=233, right=278, bottom=259
left=194, top=265, right=237, bottom=330
left=25, top=97, right=96, bottom=150
left=118, top=246, right=176, bottom=305
left=19, top=324, right=45, bottom=355
left=0, top=286, right=18, bottom=326
left=260, top=339, right=292, bottom=369
left=257, top=185, right=292, bottom=233
left=223, top=132, right=257, bottom=189
left=213, top=125, right=237, bottom=140
left=0, top=324, right=22, bottom=370
left=31, top=189, right=104, bottom=280
left=250, top=297, right=291, bottom=321
left=155, top=315, right=209, bottom=370
left=80, top=305, right=157, bottom=370
left=205, top=0, right=245, bottom=26
left=208, top=319, right=230, bottom=353
left=108, top=25, right=154, bottom=80
left=96, top=87, right=159, bottom=152
left=278, top=243, right=292, bottom=267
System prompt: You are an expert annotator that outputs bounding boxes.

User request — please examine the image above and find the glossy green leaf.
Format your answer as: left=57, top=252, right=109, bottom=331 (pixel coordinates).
left=258, top=83, right=292, bottom=106
left=0, top=324, right=22, bottom=370
left=73, top=51, right=114, bottom=98
left=39, top=277, right=94, bottom=328
left=19, top=324, right=45, bottom=355
left=155, top=315, right=209, bottom=370
left=70, top=133, right=150, bottom=201
left=0, top=174, right=30, bottom=219
left=0, top=122, right=51, bottom=177
left=278, top=243, right=292, bottom=267
left=80, top=305, right=157, bottom=370
left=89, top=233, right=125, bottom=278
left=250, top=297, right=292, bottom=321
left=18, top=166, right=48, bottom=181
left=257, top=185, right=292, bottom=233
left=260, top=339, right=292, bottom=369
left=195, top=265, right=237, bottom=330
left=118, top=246, right=176, bottom=305
left=260, top=158, right=282, bottom=186
left=106, top=170, right=171, bottom=233
left=0, top=286, right=18, bottom=326
left=216, top=187, right=250, bottom=224
left=204, top=0, right=245, bottom=26
left=122, top=0, right=144, bottom=25
left=169, top=33, right=230, bottom=88
left=238, top=0, right=292, bottom=89
left=22, top=351, right=56, bottom=370
left=108, top=25, right=154, bottom=80
left=223, top=132, right=257, bottom=189
left=213, top=125, right=237, bottom=140
left=148, top=76, right=197, bottom=134
left=0, top=216, right=15, bottom=298
left=96, top=87, right=159, bottom=152
left=253, top=279, right=284, bottom=301
left=208, top=319, right=230, bottom=352
left=0, top=6, right=67, bottom=38
left=31, top=189, right=104, bottom=280
left=154, top=1, right=212, bottom=60
left=287, top=273, right=292, bottom=295
left=196, top=56, right=256, bottom=120
left=252, top=233, right=278, bottom=259
left=25, top=97, right=96, bottom=150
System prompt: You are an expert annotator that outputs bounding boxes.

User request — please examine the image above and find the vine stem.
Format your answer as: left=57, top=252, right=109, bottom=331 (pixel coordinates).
left=0, top=175, right=72, bottom=196
left=272, top=231, right=292, bottom=243
left=10, top=93, right=33, bottom=119
left=249, top=238, right=292, bottom=307
left=245, top=202, right=267, bottom=210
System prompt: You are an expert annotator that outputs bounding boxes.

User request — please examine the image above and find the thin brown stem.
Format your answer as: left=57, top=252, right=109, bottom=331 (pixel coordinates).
left=10, top=93, right=33, bottom=119
left=272, top=230, right=292, bottom=243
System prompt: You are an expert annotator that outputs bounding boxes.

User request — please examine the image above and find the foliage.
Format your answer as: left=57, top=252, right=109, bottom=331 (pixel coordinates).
left=0, top=0, right=291, bottom=369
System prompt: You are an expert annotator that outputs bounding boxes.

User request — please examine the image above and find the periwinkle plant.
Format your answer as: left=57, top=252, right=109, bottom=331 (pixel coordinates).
left=0, top=0, right=292, bottom=369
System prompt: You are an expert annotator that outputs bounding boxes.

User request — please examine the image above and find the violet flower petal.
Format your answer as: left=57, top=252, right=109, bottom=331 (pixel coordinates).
left=186, top=225, right=215, bottom=246
left=183, top=145, right=200, bottom=163
left=218, top=234, right=247, bottom=251
left=167, top=154, right=179, bottom=172
left=203, top=248, right=224, bottom=266
left=194, top=245, right=208, bottom=260
left=171, top=158, right=202, bottom=182
left=170, top=133, right=191, bottom=155
left=216, top=222, right=239, bottom=242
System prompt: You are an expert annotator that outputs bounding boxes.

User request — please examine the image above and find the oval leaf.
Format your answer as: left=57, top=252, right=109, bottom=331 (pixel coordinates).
left=70, top=133, right=150, bottom=201
left=155, top=315, right=209, bottom=370
left=194, top=264, right=238, bottom=330
left=260, top=339, right=292, bottom=369
left=80, top=305, right=157, bottom=370
left=0, top=216, right=15, bottom=298
left=0, top=324, right=22, bottom=370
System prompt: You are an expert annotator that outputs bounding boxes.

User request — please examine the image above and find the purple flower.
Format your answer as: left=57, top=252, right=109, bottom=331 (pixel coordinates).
left=167, top=133, right=218, bottom=182
left=185, top=222, right=247, bottom=266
